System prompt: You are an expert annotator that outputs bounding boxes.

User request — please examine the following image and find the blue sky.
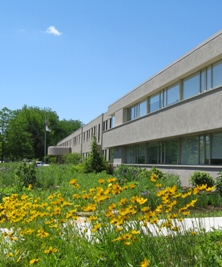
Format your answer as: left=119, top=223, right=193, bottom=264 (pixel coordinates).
left=1, top=0, right=222, bottom=124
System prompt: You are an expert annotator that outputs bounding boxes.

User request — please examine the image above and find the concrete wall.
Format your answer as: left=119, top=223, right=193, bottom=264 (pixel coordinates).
left=103, top=87, right=222, bottom=148
left=107, top=30, right=222, bottom=119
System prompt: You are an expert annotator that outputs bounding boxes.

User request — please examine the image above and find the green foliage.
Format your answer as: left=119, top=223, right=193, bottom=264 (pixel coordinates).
left=215, top=172, right=222, bottom=196
left=149, top=166, right=164, bottom=179
left=62, top=153, right=81, bottom=165
left=189, top=171, right=215, bottom=188
left=114, top=165, right=143, bottom=185
left=194, top=230, right=222, bottom=266
left=71, top=163, right=85, bottom=173
left=1, top=164, right=222, bottom=266
left=14, top=160, right=37, bottom=191
left=1, top=105, right=83, bottom=161
left=45, top=155, right=57, bottom=164
left=83, top=136, right=108, bottom=173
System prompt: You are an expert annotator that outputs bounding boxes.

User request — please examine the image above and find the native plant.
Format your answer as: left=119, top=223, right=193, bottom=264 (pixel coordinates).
left=189, top=171, right=215, bottom=188
left=14, top=160, right=37, bottom=191
left=83, top=136, right=108, bottom=173
left=62, top=152, right=81, bottom=165
left=215, top=172, right=222, bottom=196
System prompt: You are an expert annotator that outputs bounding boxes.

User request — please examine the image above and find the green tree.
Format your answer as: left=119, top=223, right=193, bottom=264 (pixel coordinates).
left=5, top=105, right=83, bottom=160
left=53, top=119, right=83, bottom=144
left=0, top=107, right=13, bottom=161
left=83, top=136, right=108, bottom=173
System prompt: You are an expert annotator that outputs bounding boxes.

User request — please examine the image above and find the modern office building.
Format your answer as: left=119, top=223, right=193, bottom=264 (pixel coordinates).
left=48, top=30, right=222, bottom=185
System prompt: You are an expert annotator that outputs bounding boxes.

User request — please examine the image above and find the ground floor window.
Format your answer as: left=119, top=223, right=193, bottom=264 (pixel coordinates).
left=164, top=140, right=178, bottom=164
left=124, top=131, right=222, bottom=166
left=211, top=133, right=222, bottom=164
left=181, top=136, right=199, bottom=165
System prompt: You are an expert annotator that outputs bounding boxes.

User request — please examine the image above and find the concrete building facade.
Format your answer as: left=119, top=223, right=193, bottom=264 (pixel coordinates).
left=49, top=30, right=222, bottom=186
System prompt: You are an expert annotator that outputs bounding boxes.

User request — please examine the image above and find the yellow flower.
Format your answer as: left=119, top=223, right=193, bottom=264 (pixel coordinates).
left=61, top=201, right=72, bottom=207
left=190, top=231, right=197, bottom=235
left=92, top=223, right=102, bottom=232
left=186, top=199, right=198, bottom=208
left=29, top=258, right=39, bottom=265
left=37, top=229, right=49, bottom=238
left=28, top=184, right=33, bottom=190
left=44, top=246, right=58, bottom=254
left=206, top=186, right=215, bottom=192
left=131, top=230, right=139, bottom=235
left=140, top=258, right=149, bottom=267
left=73, top=194, right=80, bottom=199
left=69, top=179, right=80, bottom=188
left=181, top=191, right=192, bottom=198
left=69, top=179, right=77, bottom=185
left=107, top=177, right=117, bottom=183
left=82, top=194, right=90, bottom=199
left=118, top=198, right=128, bottom=205
left=82, top=203, right=97, bottom=212
left=136, top=197, right=148, bottom=205
left=129, top=183, right=135, bottom=189
left=150, top=174, right=157, bottom=182
left=98, top=179, right=105, bottom=184
left=89, top=215, right=98, bottom=221
left=141, top=206, right=149, bottom=212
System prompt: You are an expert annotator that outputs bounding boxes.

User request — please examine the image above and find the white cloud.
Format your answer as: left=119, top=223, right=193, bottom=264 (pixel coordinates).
left=45, top=26, right=62, bottom=36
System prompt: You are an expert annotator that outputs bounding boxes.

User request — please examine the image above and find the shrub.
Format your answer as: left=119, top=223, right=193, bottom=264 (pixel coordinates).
left=114, top=165, right=143, bottom=185
left=14, top=160, right=37, bottom=191
left=62, top=152, right=81, bottom=165
left=83, top=136, right=108, bottom=173
left=189, top=171, right=215, bottom=188
left=215, top=172, right=222, bottom=196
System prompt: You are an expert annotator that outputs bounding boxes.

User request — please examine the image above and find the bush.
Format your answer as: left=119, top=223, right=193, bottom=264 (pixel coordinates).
left=114, top=165, right=143, bottom=185
left=62, top=153, right=81, bottom=165
left=189, top=171, right=215, bottom=188
left=14, top=160, right=37, bottom=191
left=83, top=136, right=108, bottom=173
left=215, top=172, right=222, bottom=196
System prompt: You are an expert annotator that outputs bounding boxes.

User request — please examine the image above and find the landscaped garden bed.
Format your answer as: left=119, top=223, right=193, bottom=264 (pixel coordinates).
left=1, top=162, right=222, bottom=266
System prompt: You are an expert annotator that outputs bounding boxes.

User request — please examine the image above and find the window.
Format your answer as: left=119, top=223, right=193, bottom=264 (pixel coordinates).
left=200, top=70, right=206, bottom=93
left=164, top=140, right=178, bottom=164
left=164, top=83, right=180, bottom=106
left=126, top=144, right=146, bottom=164
left=139, top=100, right=147, bottom=117
left=183, top=72, right=200, bottom=100
left=137, top=144, right=146, bottom=163
left=111, top=116, right=115, bottom=128
left=149, top=93, right=161, bottom=113
left=212, top=60, right=222, bottom=89
left=205, top=135, right=210, bottom=164
left=206, top=66, right=212, bottom=90
left=125, top=146, right=134, bottom=163
left=98, top=124, right=100, bottom=143
left=181, top=136, right=199, bottom=164
left=211, top=133, right=222, bottom=165
left=128, top=100, right=147, bottom=121
left=148, top=142, right=160, bottom=164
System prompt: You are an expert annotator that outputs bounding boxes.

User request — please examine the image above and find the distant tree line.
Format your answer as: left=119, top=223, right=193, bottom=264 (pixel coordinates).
left=0, top=105, right=83, bottom=161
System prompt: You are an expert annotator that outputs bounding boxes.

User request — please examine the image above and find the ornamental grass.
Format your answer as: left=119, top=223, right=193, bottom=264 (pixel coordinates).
left=0, top=172, right=220, bottom=267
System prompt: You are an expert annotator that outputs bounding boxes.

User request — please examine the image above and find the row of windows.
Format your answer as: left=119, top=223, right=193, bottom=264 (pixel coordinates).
left=103, top=116, right=115, bottom=131
left=61, top=117, right=117, bottom=147
left=128, top=60, right=222, bottom=120
left=125, top=132, right=222, bottom=165
left=83, top=126, right=98, bottom=143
